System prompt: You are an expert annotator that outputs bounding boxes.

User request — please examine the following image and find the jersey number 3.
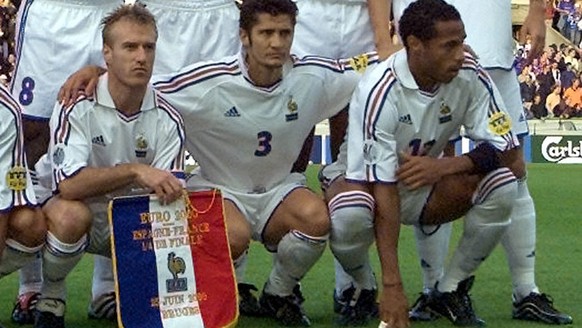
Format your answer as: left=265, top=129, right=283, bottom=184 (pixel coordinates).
left=255, top=131, right=272, bottom=157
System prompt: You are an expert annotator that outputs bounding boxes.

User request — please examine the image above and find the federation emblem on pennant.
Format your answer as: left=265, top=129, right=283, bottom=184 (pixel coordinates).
left=109, top=190, right=238, bottom=328
left=166, top=252, right=187, bottom=293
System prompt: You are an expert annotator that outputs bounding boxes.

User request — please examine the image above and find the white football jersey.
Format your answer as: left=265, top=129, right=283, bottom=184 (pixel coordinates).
left=346, top=50, right=518, bottom=184
left=393, top=0, right=514, bottom=69
left=0, top=85, right=36, bottom=210
left=42, top=74, right=185, bottom=199
left=154, top=51, right=377, bottom=193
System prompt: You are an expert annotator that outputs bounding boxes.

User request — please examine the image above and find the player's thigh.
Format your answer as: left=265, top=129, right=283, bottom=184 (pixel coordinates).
left=421, top=173, right=481, bottom=225
left=500, top=145, right=526, bottom=179
left=223, top=199, right=252, bottom=259
left=22, top=118, right=50, bottom=167
left=292, top=0, right=374, bottom=58
left=264, top=187, right=329, bottom=245
left=145, top=0, right=240, bottom=74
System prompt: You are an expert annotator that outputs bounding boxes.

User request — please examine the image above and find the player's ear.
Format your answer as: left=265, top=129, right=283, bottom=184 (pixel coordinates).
left=103, top=44, right=112, bottom=65
left=240, top=28, right=250, bottom=48
left=407, top=35, right=422, bottom=54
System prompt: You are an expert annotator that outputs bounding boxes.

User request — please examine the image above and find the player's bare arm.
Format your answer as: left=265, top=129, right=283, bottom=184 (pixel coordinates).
left=396, top=152, right=473, bottom=190
left=368, top=0, right=401, bottom=60
left=57, top=163, right=182, bottom=204
left=58, top=65, right=105, bottom=107
left=372, top=183, right=410, bottom=328
left=521, top=0, right=546, bottom=63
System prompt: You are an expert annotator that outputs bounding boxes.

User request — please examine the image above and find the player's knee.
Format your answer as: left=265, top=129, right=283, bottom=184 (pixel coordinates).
left=474, top=167, right=518, bottom=221
left=8, top=207, right=46, bottom=247
left=295, top=201, right=330, bottom=237
left=227, top=219, right=251, bottom=260
left=45, top=199, right=92, bottom=242
left=329, top=191, right=374, bottom=241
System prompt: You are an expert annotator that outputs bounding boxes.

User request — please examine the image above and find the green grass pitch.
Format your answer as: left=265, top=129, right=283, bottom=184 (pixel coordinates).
left=0, top=164, right=580, bottom=327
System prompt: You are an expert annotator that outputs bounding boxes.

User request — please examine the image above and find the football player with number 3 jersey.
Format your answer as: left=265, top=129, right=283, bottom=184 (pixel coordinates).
left=61, top=0, right=378, bottom=325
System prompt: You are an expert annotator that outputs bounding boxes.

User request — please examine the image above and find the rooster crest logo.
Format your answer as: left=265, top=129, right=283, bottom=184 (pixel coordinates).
left=167, top=252, right=186, bottom=280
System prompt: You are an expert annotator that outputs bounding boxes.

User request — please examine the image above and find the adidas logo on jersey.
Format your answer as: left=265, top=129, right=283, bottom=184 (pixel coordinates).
left=398, top=114, right=412, bottom=125
left=92, top=135, right=106, bottom=146
left=224, top=106, right=241, bottom=117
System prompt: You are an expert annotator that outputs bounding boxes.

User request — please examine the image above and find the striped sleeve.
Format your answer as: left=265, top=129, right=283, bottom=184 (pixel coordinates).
left=346, top=68, right=400, bottom=184
left=462, top=60, right=519, bottom=151
left=0, top=86, right=36, bottom=210
left=50, top=96, right=93, bottom=187
left=152, top=94, right=186, bottom=172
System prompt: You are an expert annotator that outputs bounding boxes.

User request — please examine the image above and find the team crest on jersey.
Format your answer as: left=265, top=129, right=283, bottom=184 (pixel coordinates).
left=439, top=101, right=452, bottom=124
left=53, top=146, right=65, bottom=166
left=349, top=54, right=369, bottom=74
left=488, top=112, right=512, bottom=136
left=135, top=134, right=148, bottom=158
left=6, top=166, right=27, bottom=191
left=166, top=252, right=188, bottom=293
left=285, top=96, right=298, bottom=121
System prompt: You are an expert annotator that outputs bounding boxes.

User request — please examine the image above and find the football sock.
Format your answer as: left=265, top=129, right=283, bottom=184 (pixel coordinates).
left=414, top=222, right=452, bottom=293
left=501, top=177, right=539, bottom=301
left=91, top=255, right=115, bottom=301
left=18, top=255, right=43, bottom=294
left=0, top=239, right=42, bottom=279
left=439, top=168, right=517, bottom=293
left=41, top=232, right=88, bottom=300
left=233, top=249, right=249, bottom=284
left=265, top=230, right=327, bottom=296
left=329, top=191, right=376, bottom=293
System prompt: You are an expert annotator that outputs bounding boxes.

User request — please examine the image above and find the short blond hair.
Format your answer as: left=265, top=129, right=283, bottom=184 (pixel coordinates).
left=101, top=2, right=157, bottom=47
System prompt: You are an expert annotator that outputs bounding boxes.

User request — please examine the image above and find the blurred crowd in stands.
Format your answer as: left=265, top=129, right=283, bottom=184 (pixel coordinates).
left=517, top=0, right=582, bottom=119
left=0, top=0, right=17, bottom=86
left=515, top=42, right=582, bottom=119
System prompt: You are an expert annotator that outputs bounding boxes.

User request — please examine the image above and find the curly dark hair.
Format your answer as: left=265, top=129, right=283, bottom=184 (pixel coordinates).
left=398, top=0, right=461, bottom=49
